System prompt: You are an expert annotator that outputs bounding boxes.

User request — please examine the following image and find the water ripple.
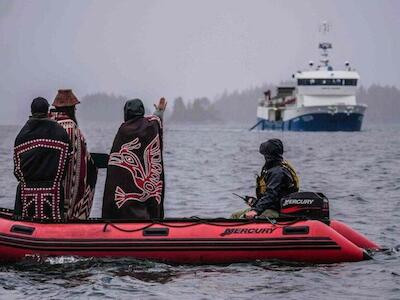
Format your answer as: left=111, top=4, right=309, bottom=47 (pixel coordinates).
left=0, top=123, right=399, bottom=299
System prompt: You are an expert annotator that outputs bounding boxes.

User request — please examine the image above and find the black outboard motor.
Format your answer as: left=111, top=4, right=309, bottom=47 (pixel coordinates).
left=280, top=192, right=329, bottom=220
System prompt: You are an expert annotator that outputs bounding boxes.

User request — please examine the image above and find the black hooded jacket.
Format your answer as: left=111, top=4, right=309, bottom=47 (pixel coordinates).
left=253, top=139, right=299, bottom=214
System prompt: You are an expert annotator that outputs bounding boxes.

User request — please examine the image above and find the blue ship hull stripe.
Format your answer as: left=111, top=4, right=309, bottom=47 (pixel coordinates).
left=257, top=113, right=364, bottom=131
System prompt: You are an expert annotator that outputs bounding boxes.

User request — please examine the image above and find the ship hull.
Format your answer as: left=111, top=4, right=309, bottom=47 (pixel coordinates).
left=257, top=112, right=364, bottom=131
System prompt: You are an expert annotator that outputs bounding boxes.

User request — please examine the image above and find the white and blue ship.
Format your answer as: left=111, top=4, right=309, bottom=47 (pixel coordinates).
left=256, top=40, right=366, bottom=131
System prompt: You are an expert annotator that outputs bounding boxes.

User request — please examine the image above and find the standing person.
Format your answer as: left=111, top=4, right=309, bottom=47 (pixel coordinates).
left=14, top=98, right=70, bottom=221
left=102, top=98, right=167, bottom=219
left=50, top=89, right=97, bottom=220
left=231, top=139, right=299, bottom=219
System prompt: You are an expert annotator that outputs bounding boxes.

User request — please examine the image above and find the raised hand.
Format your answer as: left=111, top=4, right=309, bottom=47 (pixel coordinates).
left=154, top=97, right=167, bottom=111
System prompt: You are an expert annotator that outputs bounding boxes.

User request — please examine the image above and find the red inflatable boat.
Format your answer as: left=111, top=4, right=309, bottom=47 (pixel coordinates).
left=0, top=208, right=380, bottom=264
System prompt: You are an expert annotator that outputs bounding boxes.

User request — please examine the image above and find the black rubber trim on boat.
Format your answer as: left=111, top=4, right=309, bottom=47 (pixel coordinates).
left=10, top=225, right=35, bottom=235
left=283, top=226, right=309, bottom=235
left=0, top=240, right=341, bottom=252
left=143, top=228, right=169, bottom=236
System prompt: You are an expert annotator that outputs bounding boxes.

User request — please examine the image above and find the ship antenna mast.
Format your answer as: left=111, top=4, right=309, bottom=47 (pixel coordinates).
left=318, top=21, right=332, bottom=68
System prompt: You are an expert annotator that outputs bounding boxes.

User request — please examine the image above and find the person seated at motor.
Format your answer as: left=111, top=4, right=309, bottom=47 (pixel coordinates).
left=102, top=97, right=167, bottom=219
left=13, top=98, right=71, bottom=221
left=231, top=139, right=299, bottom=219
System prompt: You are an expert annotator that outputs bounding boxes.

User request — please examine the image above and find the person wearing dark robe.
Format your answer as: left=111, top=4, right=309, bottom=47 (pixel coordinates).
left=14, top=97, right=71, bottom=221
left=231, top=139, right=299, bottom=219
left=49, top=89, right=97, bottom=220
left=102, top=97, right=167, bottom=219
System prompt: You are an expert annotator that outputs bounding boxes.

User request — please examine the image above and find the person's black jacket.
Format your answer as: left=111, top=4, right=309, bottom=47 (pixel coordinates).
left=253, top=160, right=298, bottom=214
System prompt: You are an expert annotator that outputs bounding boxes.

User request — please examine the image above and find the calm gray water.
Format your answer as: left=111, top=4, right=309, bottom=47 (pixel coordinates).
left=0, top=122, right=399, bottom=300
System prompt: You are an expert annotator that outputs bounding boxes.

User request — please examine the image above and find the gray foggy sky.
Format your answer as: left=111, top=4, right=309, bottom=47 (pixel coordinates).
left=0, top=0, right=399, bottom=123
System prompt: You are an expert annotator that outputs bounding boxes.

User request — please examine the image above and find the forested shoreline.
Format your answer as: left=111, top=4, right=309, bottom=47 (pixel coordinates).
left=79, top=84, right=400, bottom=125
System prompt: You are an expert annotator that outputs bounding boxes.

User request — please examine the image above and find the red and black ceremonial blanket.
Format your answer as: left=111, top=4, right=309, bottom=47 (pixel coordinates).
left=50, top=112, right=98, bottom=220
left=102, top=115, right=164, bottom=219
left=13, top=118, right=70, bottom=221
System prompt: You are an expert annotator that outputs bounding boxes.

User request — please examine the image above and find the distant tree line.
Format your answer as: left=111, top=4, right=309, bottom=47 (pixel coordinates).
left=78, top=85, right=400, bottom=125
left=169, top=97, right=219, bottom=123
left=79, top=93, right=151, bottom=122
left=357, top=85, right=400, bottom=124
left=79, top=93, right=127, bottom=122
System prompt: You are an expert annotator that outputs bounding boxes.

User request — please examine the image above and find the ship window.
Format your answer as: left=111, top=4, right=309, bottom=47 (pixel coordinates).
left=298, top=79, right=309, bottom=85
left=344, top=79, right=357, bottom=86
left=298, top=78, right=354, bottom=86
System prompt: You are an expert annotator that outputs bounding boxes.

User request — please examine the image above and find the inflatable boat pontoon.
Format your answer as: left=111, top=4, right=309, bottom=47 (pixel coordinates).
left=0, top=208, right=380, bottom=264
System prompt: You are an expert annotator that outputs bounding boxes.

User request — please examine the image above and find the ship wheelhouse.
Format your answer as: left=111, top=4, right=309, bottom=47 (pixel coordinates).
left=295, top=70, right=360, bottom=107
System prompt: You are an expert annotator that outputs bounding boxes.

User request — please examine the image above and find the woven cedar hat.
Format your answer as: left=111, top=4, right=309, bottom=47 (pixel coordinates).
left=52, top=89, right=80, bottom=107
